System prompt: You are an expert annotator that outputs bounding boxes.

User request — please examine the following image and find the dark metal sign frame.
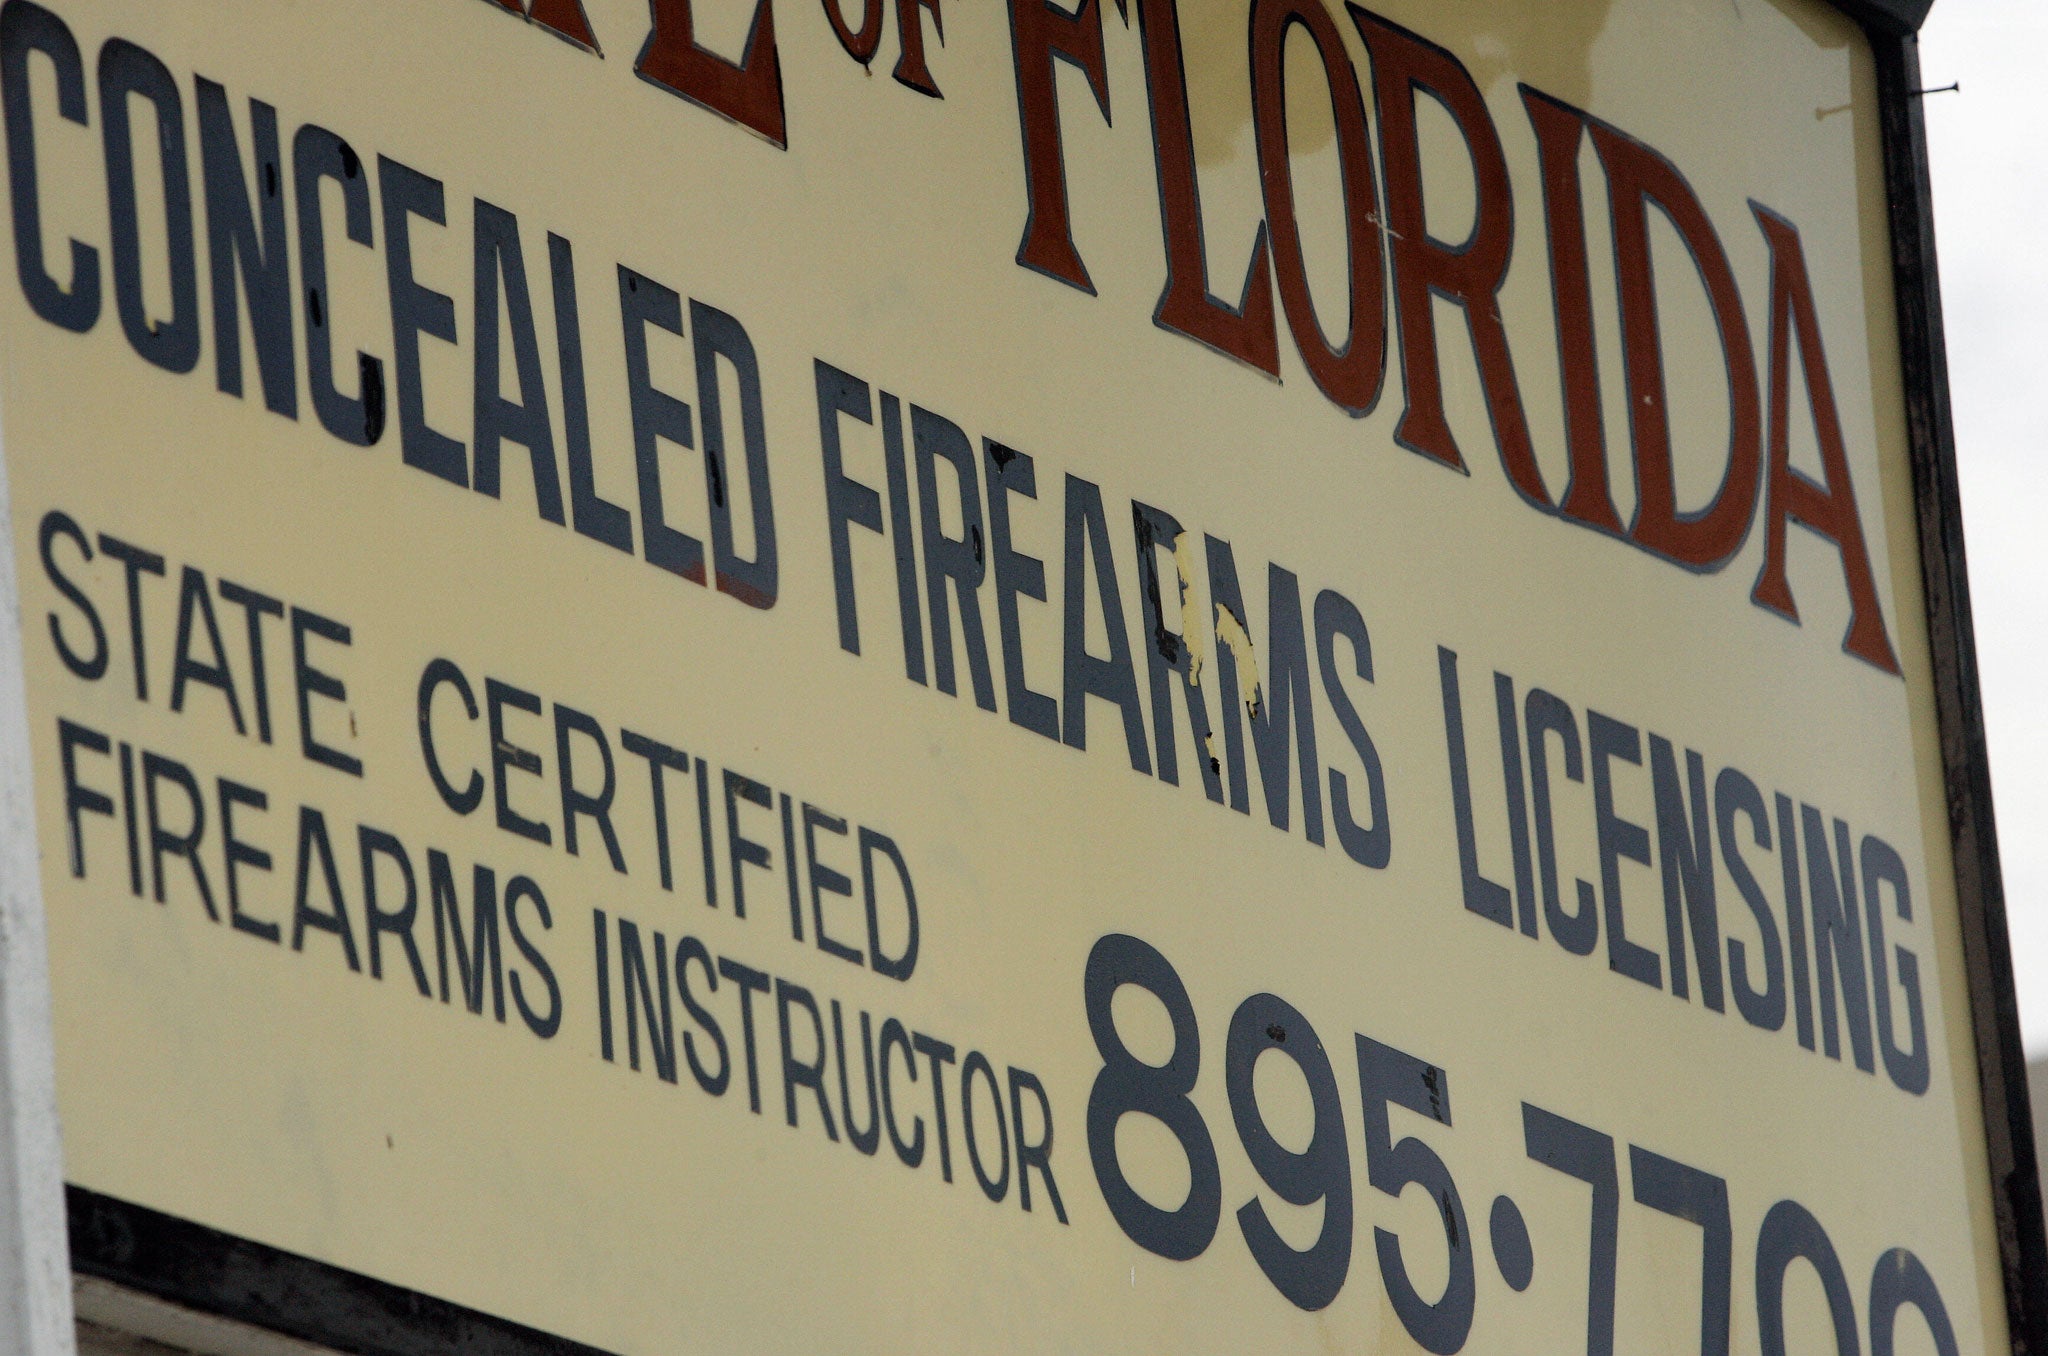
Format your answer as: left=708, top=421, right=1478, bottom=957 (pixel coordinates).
left=1847, top=0, right=1934, bottom=37
left=1872, top=22, right=2048, bottom=1356
left=57, top=3, right=2047, bottom=1354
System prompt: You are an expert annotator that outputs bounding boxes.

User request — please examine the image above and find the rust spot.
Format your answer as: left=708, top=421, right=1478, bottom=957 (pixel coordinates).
left=706, top=451, right=726, bottom=507
left=359, top=355, right=386, bottom=444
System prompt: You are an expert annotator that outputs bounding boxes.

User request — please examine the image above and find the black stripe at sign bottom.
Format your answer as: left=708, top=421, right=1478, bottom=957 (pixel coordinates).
left=67, top=1186, right=611, bottom=1356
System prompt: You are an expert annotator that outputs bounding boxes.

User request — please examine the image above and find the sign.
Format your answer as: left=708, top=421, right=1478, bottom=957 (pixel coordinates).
left=1, top=0, right=2031, bottom=1350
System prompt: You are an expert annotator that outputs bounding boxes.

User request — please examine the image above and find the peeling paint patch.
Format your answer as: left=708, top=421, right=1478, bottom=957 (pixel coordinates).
left=1171, top=528, right=1205, bottom=691
left=1214, top=598, right=1262, bottom=721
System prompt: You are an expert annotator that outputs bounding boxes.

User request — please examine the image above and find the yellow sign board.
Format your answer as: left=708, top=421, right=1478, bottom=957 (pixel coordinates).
left=0, top=0, right=2011, bottom=1349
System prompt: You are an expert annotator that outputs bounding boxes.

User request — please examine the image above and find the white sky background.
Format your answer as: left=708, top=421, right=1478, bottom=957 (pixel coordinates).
left=1919, top=3, right=2048, bottom=1054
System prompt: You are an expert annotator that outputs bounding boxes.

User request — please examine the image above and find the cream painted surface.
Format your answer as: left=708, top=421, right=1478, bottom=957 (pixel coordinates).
left=0, top=0, right=2002, bottom=1351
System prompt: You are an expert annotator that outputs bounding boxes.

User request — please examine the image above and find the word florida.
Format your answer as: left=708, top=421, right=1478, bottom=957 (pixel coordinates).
left=485, top=0, right=1902, bottom=676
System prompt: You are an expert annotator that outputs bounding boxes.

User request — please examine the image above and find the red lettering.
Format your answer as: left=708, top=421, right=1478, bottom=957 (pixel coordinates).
left=1523, top=88, right=1621, bottom=533
left=1006, top=0, right=1116, bottom=291
left=478, top=0, right=600, bottom=52
left=1589, top=121, right=1761, bottom=569
left=1248, top=0, right=1384, bottom=414
left=1138, top=0, right=1278, bottom=375
left=529, top=0, right=599, bottom=49
left=637, top=0, right=787, bottom=148
left=1749, top=206, right=1900, bottom=674
left=1351, top=7, right=1540, bottom=501
left=823, top=0, right=885, bottom=63
left=893, top=0, right=944, bottom=96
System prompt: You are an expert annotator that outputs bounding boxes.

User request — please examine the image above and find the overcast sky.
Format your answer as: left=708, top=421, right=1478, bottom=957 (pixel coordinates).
left=1918, top=3, right=2048, bottom=1054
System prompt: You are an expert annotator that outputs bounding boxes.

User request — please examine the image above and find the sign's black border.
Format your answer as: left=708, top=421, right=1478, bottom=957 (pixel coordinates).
left=67, top=1188, right=606, bottom=1356
left=1843, top=0, right=1933, bottom=37
left=58, top=5, right=2048, bottom=1355
left=1873, top=24, right=2048, bottom=1356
